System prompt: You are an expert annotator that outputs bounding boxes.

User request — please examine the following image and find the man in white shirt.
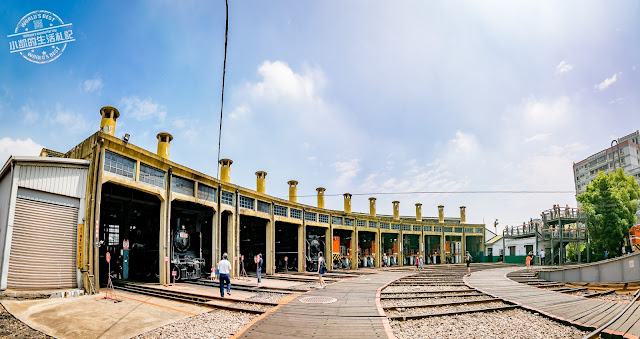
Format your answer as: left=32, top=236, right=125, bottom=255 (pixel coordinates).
left=217, top=253, right=232, bottom=297
left=540, top=249, right=545, bottom=265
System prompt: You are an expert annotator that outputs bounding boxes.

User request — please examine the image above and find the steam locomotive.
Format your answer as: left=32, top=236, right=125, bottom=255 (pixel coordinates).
left=306, top=234, right=325, bottom=272
left=171, top=225, right=206, bottom=280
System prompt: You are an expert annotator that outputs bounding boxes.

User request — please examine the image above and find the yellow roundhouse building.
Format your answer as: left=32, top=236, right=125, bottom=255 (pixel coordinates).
left=33, top=106, right=485, bottom=293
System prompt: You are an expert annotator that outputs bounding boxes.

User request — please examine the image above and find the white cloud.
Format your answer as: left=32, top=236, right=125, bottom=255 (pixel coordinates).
left=83, top=78, right=103, bottom=93
left=21, top=105, right=38, bottom=124
left=519, top=96, right=571, bottom=127
left=595, top=73, right=620, bottom=91
left=555, top=60, right=574, bottom=75
left=448, top=131, right=478, bottom=154
left=247, top=60, right=326, bottom=103
left=0, top=137, right=44, bottom=162
left=120, top=96, right=167, bottom=122
left=48, top=104, right=91, bottom=134
left=228, top=105, right=250, bottom=120
left=609, top=97, right=624, bottom=104
left=332, top=159, right=361, bottom=187
left=525, top=133, right=550, bottom=143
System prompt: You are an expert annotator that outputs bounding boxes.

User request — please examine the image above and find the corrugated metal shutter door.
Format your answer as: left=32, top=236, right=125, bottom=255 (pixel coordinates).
left=7, top=197, right=78, bottom=289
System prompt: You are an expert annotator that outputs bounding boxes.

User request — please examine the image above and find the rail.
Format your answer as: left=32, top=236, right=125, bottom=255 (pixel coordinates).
left=582, top=289, right=640, bottom=339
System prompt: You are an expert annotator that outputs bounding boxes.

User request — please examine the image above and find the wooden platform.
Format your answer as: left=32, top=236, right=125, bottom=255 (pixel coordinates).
left=466, top=267, right=640, bottom=338
left=236, top=270, right=409, bottom=338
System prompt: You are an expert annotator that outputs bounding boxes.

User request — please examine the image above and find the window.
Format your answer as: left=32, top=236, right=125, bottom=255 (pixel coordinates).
left=465, top=227, right=474, bottom=233
left=107, top=224, right=119, bottom=246
left=509, top=246, right=516, bottom=256
left=423, top=226, right=432, bottom=232
left=455, top=227, right=463, bottom=233
left=290, top=208, right=302, bottom=219
left=413, top=225, right=421, bottom=232
left=172, top=175, right=195, bottom=196
left=391, top=223, right=401, bottom=230
left=345, top=218, right=354, bottom=226
left=104, top=150, right=135, bottom=179
left=239, top=195, right=255, bottom=210
left=257, top=200, right=271, bottom=214
left=198, top=184, right=217, bottom=202
left=305, top=211, right=317, bottom=222
left=380, top=222, right=390, bottom=229
left=274, top=205, right=288, bottom=217
left=525, top=245, right=533, bottom=254
left=434, top=226, right=442, bottom=232
left=139, top=163, right=165, bottom=188
left=401, top=224, right=411, bottom=231
left=475, top=228, right=484, bottom=234
left=369, top=221, right=378, bottom=228
left=221, top=191, right=234, bottom=206
left=319, top=214, right=329, bottom=223
left=357, top=220, right=366, bottom=228
left=444, top=227, right=453, bottom=233
left=332, top=216, right=343, bottom=225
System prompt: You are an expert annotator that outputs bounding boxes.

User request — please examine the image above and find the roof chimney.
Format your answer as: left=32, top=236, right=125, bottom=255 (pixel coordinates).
left=343, top=193, right=352, bottom=213
left=438, top=205, right=444, bottom=223
left=99, top=106, right=120, bottom=136
left=288, top=180, right=298, bottom=203
left=316, top=187, right=326, bottom=209
left=415, top=203, right=422, bottom=222
left=392, top=201, right=400, bottom=220
left=460, top=206, right=466, bottom=223
left=156, top=132, right=173, bottom=160
left=256, top=171, right=267, bottom=194
left=219, top=159, right=232, bottom=183
left=369, top=197, right=376, bottom=217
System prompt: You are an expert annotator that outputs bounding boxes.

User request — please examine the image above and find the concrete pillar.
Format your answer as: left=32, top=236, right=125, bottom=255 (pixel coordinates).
left=440, top=234, right=446, bottom=264
left=266, top=220, right=274, bottom=275
left=369, top=197, right=376, bottom=217
left=375, top=230, right=381, bottom=267
left=325, top=227, right=331, bottom=271
left=393, top=201, right=400, bottom=220
left=219, top=159, right=232, bottom=183
left=256, top=171, right=267, bottom=194
left=298, top=224, right=305, bottom=272
left=317, top=187, right=326, bottom=209
left=288, top=180, right=298, bottom=203
left=352, top=229, right=358, bottom=269
left=438, top=205, right=445, bottom=223
left=344, top=193, right=352, bottom=214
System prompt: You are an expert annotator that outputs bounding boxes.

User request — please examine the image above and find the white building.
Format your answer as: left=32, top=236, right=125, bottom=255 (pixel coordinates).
left=573, top=131, right=640, bottom=219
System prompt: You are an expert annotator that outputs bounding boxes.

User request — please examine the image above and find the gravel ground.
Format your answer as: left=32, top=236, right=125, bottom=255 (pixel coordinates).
left=383, top=285, right=472, bottom=293
left=390, top=309, right=589, bottom=339
left=386, top=301, right=507, bottom=316
left=382, top=295, right=491, bottom=308
left=246, top=292, right=285, bottom=303
left=383, top=291, right=479, bottom=298
left=0, top=294, right=51, bottom=338
left=572, top=291, right=636, bottom=302
left=135, top=309, right=257, bottom=339
left=236, top=302, right=271, bottom=312
left=290, top=282, right=319, bottom=290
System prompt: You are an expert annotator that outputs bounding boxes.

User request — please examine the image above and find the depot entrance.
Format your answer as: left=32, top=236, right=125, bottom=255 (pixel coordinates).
left=403, top=234, right=419, bottom=266
left=357, top=231, right=375, bottom=268
left=425, top=235, right=441, bottom=264
left=445, top=235, right=462, bottom=264
left=275, top=221, right=299, bottom=272
left=170, top=200, right=213, bottom=280
left=99, top=183, right=161, bottom=285
left=381, top=233, right=399, bottom=266
left=239, top=215, right=267, bottom=273
left=465, top=235, right=482, bottom=261
left=306, top=226, right=327, bottom=272
left=332, top=229, right=353, bottom=269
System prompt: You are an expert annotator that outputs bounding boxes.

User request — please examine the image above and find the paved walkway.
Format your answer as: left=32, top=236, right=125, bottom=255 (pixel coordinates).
left=236, top=270, right=409, bottom=338
left=466, top=267, right=640, bottom=338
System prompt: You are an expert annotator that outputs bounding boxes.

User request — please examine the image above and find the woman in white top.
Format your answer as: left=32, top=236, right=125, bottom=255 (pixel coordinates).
left=317, top=252, right=327, bottom=289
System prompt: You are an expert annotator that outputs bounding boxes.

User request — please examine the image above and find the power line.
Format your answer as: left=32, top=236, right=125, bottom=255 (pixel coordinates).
left=216, top=0, right=229, bottom=179
left=293, top=190, right=577, bottom=198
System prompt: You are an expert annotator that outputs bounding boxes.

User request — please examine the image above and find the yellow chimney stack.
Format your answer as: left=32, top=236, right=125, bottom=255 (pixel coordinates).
left=219, top=159, right=232, bottom=183
left=288, top=180, right=298, bottom=203
left=460, top=206, right=466, bottom=224
left=369, top=197, right=376, bottom=217
left=256, top=171, right=267, bottom=194
left=99, top=106, right=120, bottom=136
left=392, top=201, right=400, bottom=220
left=316, top=187, right=326, bottom=209
left=343, top=193, right=352, bottom=213
left=438, top=205, right=445, bottom=223
left=156, top=132, right=173, bottom=160
left=415, top=203, right=422, bottom=221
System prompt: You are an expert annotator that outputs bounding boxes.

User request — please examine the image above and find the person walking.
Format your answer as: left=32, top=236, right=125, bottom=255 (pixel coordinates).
left=526, top=251, right=534, bottom=271
left=217, top=253, right=232, bottom=297
left=382, top=253, right=388, bottom=267
left=256, top=253, right=263, bottom=286
left=540, top=249, right=545, bottom=265
left=317, top=252, right=327, bottom=289
left=464, top=251, right=472, bottom=276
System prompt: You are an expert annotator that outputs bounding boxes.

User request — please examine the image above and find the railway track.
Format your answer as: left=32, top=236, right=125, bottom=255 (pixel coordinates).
left=113, top=281, right=277, bottom=314
left=187, top=279, right=304, bottom=294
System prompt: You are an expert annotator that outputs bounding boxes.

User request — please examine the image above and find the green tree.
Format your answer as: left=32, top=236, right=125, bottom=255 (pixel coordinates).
left=577, top=168, right=640, bottom=257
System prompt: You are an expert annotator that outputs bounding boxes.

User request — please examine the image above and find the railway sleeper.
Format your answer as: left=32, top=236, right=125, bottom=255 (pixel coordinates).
left=381, top=292, right=486, bottom=300
left=388, top=305, right=520, bottom=321
left=383, top=297, right=497, bottom=310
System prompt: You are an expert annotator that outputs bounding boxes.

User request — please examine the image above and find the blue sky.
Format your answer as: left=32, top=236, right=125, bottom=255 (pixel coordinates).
left=1, top=1, right=639, bottom=231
